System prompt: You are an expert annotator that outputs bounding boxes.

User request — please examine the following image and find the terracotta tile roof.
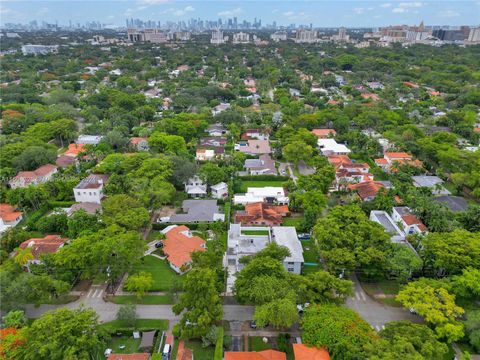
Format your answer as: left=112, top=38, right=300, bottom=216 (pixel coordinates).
left=176, top=340, right=193, bottom=360
left=34, top=164, right=57, bottom=176
left=235, top=202, right=289, bottom=225
left=374, top=158, right=388, bottom=165
left=19, top=235, right=68, bottom=260
left=403, top=81, right=419, bottom=88
left=474, top=127, right=480, bottom=133
left=107, top=354, right=150, bottom=360
left=361, top=93, right=380, bottom=101
left=130, top=137, right=148, bottom=145
left=225, top=349, right=286, bottom=360
left=163, top=225, right=206, bottom=268
left=64, top=143, right=86, bottom=157
left=328, top=155, right=352, bottom=167
left=384, top=152, right=412, bottom=160
left=348, top=181, right=385, bottom=200
left=311, top=129, right=336, bottom=138
left=0, top=204, right=22, bottom=222
left=293, top=344, right=330, bottom=360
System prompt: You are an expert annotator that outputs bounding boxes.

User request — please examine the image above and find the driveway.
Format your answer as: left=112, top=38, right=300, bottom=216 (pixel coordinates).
left=346, top=274, right=421, bottom=331
left=297, top=160, right=315, bottom=175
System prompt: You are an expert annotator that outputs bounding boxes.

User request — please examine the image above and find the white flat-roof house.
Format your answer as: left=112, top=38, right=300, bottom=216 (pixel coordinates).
left=370, top=210, right=419, bottom=256
left=225, top=224, right=304, bottom=294
left=211, top=182, right=228, bottom=199
left=76, top=135, right=104, bottom=145
left=73, top=174, right=109, bottom=204
left=233, top=187, right=289, bottom=205
left=317, top=139, right=351, bottom=156
left=369, top=210, right=405, bottom=243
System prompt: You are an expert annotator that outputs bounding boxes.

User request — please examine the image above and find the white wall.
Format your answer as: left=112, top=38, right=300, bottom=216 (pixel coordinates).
left=74, top=188, right=102, bottom=204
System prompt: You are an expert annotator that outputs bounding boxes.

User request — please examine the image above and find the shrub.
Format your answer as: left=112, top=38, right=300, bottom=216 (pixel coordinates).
left=214, top=327, right=224, bottom=360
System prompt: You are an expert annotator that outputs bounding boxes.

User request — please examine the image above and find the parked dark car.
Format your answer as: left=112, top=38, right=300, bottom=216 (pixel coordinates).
left=155, top=241, right=164, bottom=248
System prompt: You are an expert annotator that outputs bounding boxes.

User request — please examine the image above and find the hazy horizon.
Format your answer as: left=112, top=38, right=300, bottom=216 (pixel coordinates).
left=1, top=0, right=479, bottom=28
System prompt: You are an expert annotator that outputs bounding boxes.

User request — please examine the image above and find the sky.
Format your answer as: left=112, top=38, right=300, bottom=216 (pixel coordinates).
left=1, top=0, right=479, bottom=27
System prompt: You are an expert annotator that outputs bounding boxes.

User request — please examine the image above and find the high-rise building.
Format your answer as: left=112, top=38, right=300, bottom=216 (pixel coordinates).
left=332, top=27, right=350, bottom=42
left=467, top=27, right=480, bottom=43
left=271, top=31, right=287, bottom=42
left=294, top=29, right=317, bottom=43
left=232, top=31, right=250, bottom=44
left=211, top=28, right=227, bottom=45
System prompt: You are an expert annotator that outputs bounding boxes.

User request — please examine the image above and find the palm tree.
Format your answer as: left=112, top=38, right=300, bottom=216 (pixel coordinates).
left=14, top=247, right=34, bottom=267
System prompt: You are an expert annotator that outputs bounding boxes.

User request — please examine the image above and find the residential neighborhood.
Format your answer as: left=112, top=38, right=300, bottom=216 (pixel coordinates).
left=0, top=7, right=479, bottom=360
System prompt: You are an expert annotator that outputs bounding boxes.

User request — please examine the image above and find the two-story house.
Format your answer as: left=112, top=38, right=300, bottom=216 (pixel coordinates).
left=73, top=174, right=109, bottom=204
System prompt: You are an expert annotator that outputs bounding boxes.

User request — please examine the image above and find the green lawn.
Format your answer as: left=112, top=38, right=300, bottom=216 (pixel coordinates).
left=147, top=230, right=163, bottom=242
left=360, top=280, right=402, bottom=307
left=127, top=255, right=181, bottom=292
left=107, top=295, right=173, bottom=305
left=107, top=336, right=141, bottom=354
left=361, top=279, right=400, bottom=295
left=241, top=230, right=270, bottom=236
left=238, top=180, right=286, bottom=193
left=249, top=336, right=273, bottom=351
left=100, top=319, right=169, bottom=332
left=301, top=240, right=318, bottom=263
left=282, top=217, right=304, bottom=228
left=42, top=294, right=79, bottom=305
left=185, top=340, right=215, bottom=360
left=302, top=264, right=322, bottom=275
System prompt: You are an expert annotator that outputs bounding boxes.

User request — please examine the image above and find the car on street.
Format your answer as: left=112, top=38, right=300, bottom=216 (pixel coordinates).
left=250, top=320, right=257, bottom=329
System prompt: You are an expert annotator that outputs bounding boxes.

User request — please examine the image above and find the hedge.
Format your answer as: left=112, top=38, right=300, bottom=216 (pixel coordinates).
left=236, top=175, right=289, bottom=181
left=214, top=326, right=224, bottom=360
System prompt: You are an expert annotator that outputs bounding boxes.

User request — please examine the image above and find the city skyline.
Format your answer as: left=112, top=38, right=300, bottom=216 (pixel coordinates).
left=1, top=1, right=479, bottom=28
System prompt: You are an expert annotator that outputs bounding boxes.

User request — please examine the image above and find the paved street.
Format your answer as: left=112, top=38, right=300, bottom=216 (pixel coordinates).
left=346, top=274, right=421, bottom=331
left=25, top=276, right=417, bottom=332
left=25, top=290, right=254, bottom=323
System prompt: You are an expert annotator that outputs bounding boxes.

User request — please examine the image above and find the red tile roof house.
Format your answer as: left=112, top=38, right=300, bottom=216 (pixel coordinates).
left=19, top=235, right=69, bottom=271
left=328, top=156, right=373, bottom=190
left=161, top=225, right=206, bottom=274
left=130, top=137, right=150, bottom=151
left=374, top=152, right=422, bottom=172
left=225, top=349, right=286, bottom=360
left=391, top=206, right=427, bottom=234
left=293, top=344, right=330, bottom=360
left=311, top=128, right=336, bottom=139
left=63, top=143, right=86, bottom=157
left=348, top=181, right=386, bottom=201
left=0, top=204, right=23, bottom=234
left=8, top=164, right=58, bottom=189
left=235, top=202, right=290, bottom=226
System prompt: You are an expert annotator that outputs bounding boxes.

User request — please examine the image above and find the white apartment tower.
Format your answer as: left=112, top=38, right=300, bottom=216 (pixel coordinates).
left=211, top=28, right=227, bottom=45
left=295, top=29, right=318, bottom=43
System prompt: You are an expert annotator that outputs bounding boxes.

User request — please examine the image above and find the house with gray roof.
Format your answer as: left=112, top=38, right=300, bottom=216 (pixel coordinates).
left=412, top=175, right=450, bottom=195
left=433, top=196, right=468, bottom=212
left=168, top=200, right=225, bottom=223
left=244, top=154, right=277, bottom=175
